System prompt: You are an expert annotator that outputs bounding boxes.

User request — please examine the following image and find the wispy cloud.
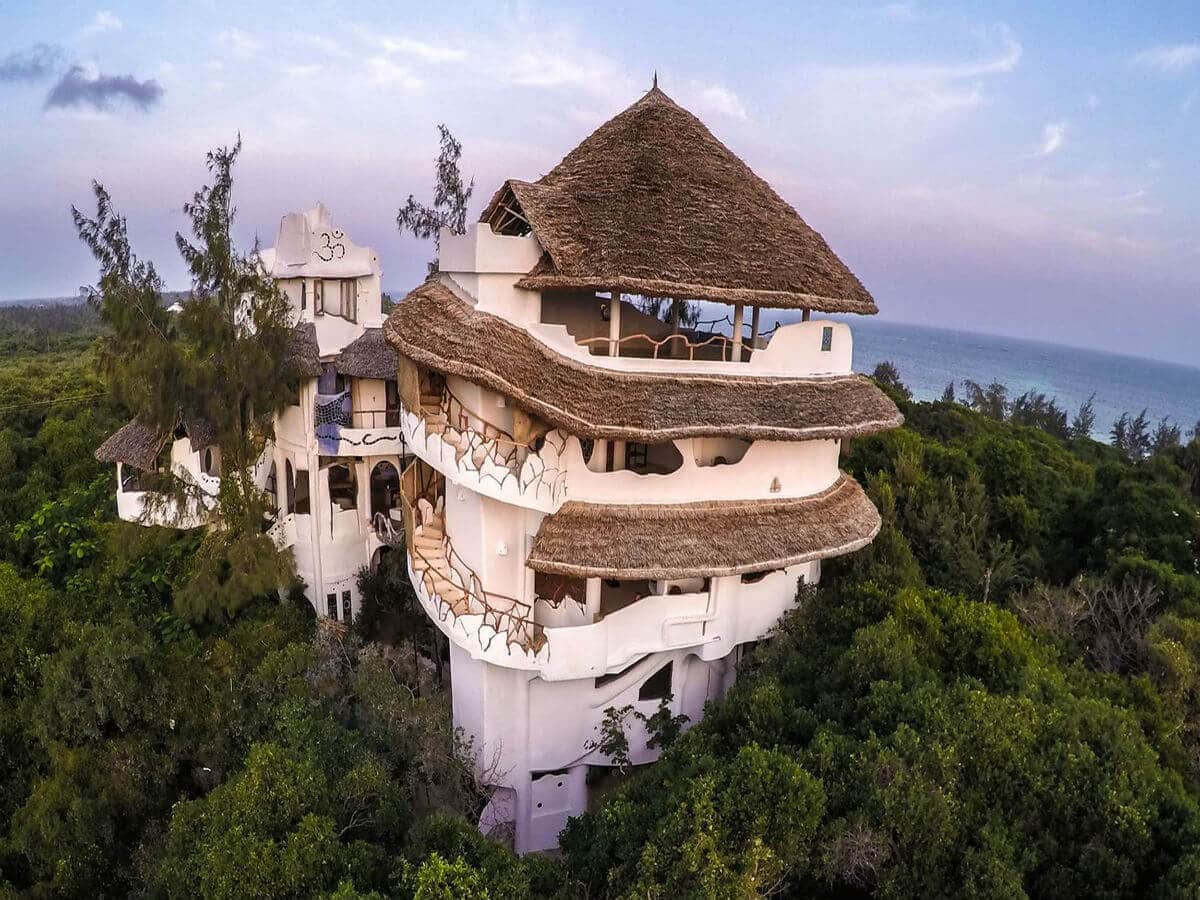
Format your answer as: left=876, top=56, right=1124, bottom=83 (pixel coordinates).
left=868, top=2, right=918, bottom=22
left=217, top=28, right=262, bottom=58
left=1085, top=92, right=1100, bottom=109
left=1132, top=43, right=1200, bottom=73
left=0, top=44, right=61, bottom=82
left=678, top=80, right=749, bottom=120
left=380, top=36, right=467, bottom=63
left=803, top=23, right=1022, bottom=140
left=1033, top=121, right=1067, bottom=156
left=79, top=10, right=123, bottom=39
left=44, top=63, right=163, bottom=111
left=285, top=63, right=322, bottom=79
left=365, top=57, right=423, bottom=91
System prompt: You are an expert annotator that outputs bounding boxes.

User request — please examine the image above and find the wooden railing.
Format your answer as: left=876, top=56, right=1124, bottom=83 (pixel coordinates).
left=399, top=458, right=547, bottom=654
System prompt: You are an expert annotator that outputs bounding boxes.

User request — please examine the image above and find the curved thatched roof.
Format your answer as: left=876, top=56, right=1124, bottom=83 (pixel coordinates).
left=383, top=279, right=901, bottom=443
left=528, top=473, right=879, bottom=579
left=95, top=418, right=166, bottom=469
left=289, top=321, right=322, bottom=377
left=479, top=86, right=876, bottom=314
left=336, top=328, right=397, bottom=379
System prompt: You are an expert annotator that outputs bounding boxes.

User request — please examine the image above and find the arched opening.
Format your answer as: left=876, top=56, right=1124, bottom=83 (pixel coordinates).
left=200, top=446, right=220, bottom=477
left=626, top=441, right=684, bottom=475
left=370, top=545, right=393, bottom=573
left=693, top=437, right=752, bottom=467
left=265, top=460, right=278, bottom=512
left=285, top=459, right=310, bottom=515
left=327, top=461, right=357, bottom=511
left=370, top=460, right=401, bottom=518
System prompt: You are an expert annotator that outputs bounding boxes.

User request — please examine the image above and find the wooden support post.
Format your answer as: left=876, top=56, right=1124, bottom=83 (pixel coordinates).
left=802, top=308, right=811, bottom=322
left=608, top=292, right=622, bottom=356
left=612, top=440, right=626, bottom=471
left=585, top=577, right=602, bottom=622
left=731, top=303, right=745, bottom=361
left=750, top=306, right=761, bottom=356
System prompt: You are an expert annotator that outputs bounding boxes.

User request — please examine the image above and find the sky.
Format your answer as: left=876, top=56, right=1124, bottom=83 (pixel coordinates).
left=1, top=0, right=1199, bottom=365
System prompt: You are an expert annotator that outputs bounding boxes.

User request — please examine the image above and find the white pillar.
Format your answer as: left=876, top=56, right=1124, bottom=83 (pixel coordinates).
left=612, top=440, right=626, bottom=471
left=585, top=577, right=602, bottom=622
left=750, top=306, right=761, bottom=356
left=731, top=304, right=745, bottom=361
left=608, top=293, right=621, bottom=356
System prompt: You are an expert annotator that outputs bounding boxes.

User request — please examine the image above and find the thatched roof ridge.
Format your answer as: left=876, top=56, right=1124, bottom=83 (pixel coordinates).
left=336, top=327, right=397, bottom=379
left=289, top=321, right=322, bottom=377
left=480, top=87, right=877, bottom=314
left=528, top=473, right=880, bottom=579
left=95, top=418, right=166, bottom=469
left=383, top=279, right=901, bottom=442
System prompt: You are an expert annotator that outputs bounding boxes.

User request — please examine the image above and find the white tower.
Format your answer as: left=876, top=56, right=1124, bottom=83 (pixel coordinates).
left=383, top=87, right=902, bottom=851
left=97, top=205, right=409, bottom=622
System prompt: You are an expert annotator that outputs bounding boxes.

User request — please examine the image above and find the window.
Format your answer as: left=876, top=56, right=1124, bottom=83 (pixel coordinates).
left=339, top=279, right=358, bottom=323
left=638, top=662, right=673, bottom=701
left=287, top=461, right=311, bottom=515
left=326, top=593, right=337, bottom=619
left=314, top=279, right=325, bottom=315
left=201, top=446, right=218, bottom=477
left=342, top=590, right=352, bottom=622
left=594, top=656, right=644, bottom=690
left=300, top=281, right=307, bottom=311
left=327, top=461, right=357, bottom=510
left=821, top=325, right=833, bottom=352
left=385, top=379, right=400, bottom=427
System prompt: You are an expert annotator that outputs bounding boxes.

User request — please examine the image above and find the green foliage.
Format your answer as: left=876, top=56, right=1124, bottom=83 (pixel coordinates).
left=396, top=124, right=475, bottom=272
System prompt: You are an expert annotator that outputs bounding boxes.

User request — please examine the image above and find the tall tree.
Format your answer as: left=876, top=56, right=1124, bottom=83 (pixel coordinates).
left=396, top=125, right=475, bottom=273
left=74, top=139, right=300, bottom=617
left=1070, top=393, right=1097, bottom=439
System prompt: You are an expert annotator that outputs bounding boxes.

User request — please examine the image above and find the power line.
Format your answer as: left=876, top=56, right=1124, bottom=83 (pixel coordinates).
left=0, top=392, right=111, bottom=413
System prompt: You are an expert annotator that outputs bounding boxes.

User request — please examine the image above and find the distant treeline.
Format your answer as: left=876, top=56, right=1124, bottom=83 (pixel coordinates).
left=873, top=360, right=1200, bottom=461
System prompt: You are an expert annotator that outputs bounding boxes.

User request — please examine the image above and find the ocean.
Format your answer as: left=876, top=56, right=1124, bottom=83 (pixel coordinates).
left=847, top=318, right=1200, bottom=440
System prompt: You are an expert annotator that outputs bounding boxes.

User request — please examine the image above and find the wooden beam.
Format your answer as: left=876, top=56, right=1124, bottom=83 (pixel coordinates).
left=609, top=292, right=622, bottom=356
left=731, top=303, right=745, bottom=361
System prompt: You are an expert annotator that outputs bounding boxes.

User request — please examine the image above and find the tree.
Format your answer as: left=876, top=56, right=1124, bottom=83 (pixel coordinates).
left=74, top=139, right=300, bottom=618
left=871, top=360, right=911, bottom=401
left=1153, top=418, right=1183, bottom=456
left=941, top=381, right=956, bottom=403
left=396, top=125, right=475, bottom=273
left=962, top=380, right=1008, bottom=420
left=1070, top=392, right=1097, bottom=439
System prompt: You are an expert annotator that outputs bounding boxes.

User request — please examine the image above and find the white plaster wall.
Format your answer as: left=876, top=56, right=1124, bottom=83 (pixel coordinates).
left=560, top=437, right=840, bottom=505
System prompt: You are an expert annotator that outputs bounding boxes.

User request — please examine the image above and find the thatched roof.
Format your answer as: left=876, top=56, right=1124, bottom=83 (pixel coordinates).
left=184, top=418, right=218, bottom=451
left=289, top=322, right=322, bottom=377
left=528, top=473, right=879, bottom=579
left=383, top=279, right=901, bottom=442
left=94, top=418, right=166, bottom=469
left=336, top=328, right=397, bottom=379
left=479, top=86, right=877, bottom=314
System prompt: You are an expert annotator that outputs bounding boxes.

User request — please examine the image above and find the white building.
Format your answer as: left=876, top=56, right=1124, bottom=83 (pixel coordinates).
left=96, top=203, right=407, bottom=621
left=381, top=86, right=902, bottom=851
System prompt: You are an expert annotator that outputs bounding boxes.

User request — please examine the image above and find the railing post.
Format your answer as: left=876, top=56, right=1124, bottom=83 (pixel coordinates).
left=750, top=306, right=761, bottom=357
left=731, top=304, right=745, bottom=361
left=608, top=292, right=621, bottom=356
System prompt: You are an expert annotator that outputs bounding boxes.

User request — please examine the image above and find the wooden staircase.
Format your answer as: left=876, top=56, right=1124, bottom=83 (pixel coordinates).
left=419, top=392, right=520, bottom=476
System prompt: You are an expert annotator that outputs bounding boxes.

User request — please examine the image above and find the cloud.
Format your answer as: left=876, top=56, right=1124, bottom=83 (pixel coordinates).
left=1033, top=121, right=1067, bottom=156
left=285, top=63, right=322, bottom=79
left=217, top=28, right=262, bottom=58
left=80, top=10, right=123, bottom=39
left=802, top=23, right=1022, bottom=140
left=44, top=64, right=163, bottom=111
left=1132, top=43, right=1200, bottom=73
left=0, top=43, right=61, bottom=82
left=1086, top=93, right=1099, bottom=109
left=869, top=3, right=918, bottom=22
left=380, top=36, right=467, bottom=63
left=364, top=57, right=423, bottom=90
left=678, top=80, right=749, bottom=120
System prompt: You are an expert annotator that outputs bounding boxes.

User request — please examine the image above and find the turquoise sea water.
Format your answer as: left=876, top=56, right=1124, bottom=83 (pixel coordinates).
left=848, top=318, right=1200, bottom=440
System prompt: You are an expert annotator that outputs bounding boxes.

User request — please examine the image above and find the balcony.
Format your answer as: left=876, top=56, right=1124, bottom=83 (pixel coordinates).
left=313, top=391, right=406, bottom=456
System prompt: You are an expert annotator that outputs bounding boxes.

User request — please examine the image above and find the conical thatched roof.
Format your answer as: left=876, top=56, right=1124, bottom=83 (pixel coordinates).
left=384, top=279, right=901, bottom=442
left=336, top=328, right=397, bottom=379
left=480, top=86, right=876, bottom=313
left=528, top=473, right=880, bottom=579
left=95, top=418, right=167, bottom=469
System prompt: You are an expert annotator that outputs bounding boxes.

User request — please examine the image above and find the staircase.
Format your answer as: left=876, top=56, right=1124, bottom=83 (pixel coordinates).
left=419, top=391, right=521, bottom=480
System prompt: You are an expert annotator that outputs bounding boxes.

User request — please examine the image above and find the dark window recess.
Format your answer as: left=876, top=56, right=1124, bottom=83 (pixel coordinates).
left=740, top=570, right=770, bottom=584
left=580, top=438, right=595, bottom=465
left=300, top=281, right=307, bottom=310
left=326, top=593, right=337, bottom=619
left=314, top=279, right=325, bottom=315
left=385, top=379, right=401, bottom=426
left=821, top=325, right=833, bottom=352
left=339, top=279, right=358, bottom=323
left=342, top=590, right=352, bottom=622
left=594, top=656, right=645, bottom=690
left=293, top=466, right=311, bottom=515
left=638, top=662, right=673, bottom=701
left=328, top=462, right=357, bottom=510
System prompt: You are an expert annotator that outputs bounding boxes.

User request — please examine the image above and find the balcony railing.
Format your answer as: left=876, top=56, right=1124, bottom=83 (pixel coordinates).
left=575, top=313, right=784, bottom=362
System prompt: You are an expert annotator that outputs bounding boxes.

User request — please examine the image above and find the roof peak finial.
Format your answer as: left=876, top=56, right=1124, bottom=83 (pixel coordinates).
left=652, top=70, right=658, bottom=90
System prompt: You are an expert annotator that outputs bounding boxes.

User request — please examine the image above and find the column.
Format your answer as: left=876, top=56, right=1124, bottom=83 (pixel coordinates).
left=585, top=577, right=602, bottom=622
left=731, top=304, right=745, bottom=361
left=749, top=306, right=761, bottom=357
left=608, top=293, right=622, bottom=356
